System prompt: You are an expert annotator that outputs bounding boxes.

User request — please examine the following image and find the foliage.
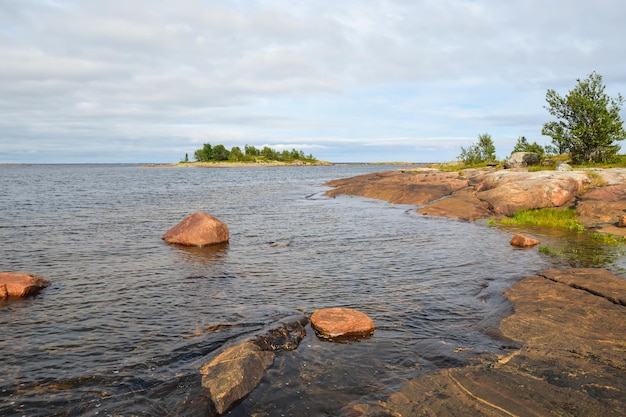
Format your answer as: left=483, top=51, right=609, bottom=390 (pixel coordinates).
left=511, top=136, right=546, bottom=156
left=458, top=133, right=497, bottom=165
left=192, top=142, right=317, bottom=163
left=194, top=143, right=214, bottom=162
left=542, top=71, right=625, bottom=164
left=212, top=144, right=229, bottom=161
left=498, top=208, right=584, bottom=231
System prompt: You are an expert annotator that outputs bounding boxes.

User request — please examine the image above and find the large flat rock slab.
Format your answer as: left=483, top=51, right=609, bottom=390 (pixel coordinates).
left=325, top=170, right=469, bottom=205
left=374, top=268, right=626, bottom=417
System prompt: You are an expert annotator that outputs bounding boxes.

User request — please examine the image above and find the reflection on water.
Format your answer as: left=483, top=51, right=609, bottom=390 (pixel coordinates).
left=1, top=164, right=624, bottom=416
left=171, top=242, right=230, bottom=264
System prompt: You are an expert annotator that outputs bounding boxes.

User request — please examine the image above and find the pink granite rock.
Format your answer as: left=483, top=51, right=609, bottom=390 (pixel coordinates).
left=510, top=234, right=540, bottom=248
left=310, top=307, right=375, bottom=339
left=0, top=272, right=50, bottom=299
left=162, top=212, right=229, bottom=247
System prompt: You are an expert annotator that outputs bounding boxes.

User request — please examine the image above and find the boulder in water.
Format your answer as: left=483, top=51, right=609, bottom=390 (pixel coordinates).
left=162, top=212, right=229, bottom=247
left=0, top=272, right=50, bottom=299
left=510, top=234, right=540, bottom=248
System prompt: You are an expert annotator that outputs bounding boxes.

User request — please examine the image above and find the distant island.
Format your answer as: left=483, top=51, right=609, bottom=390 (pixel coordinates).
left=182, top=142, right=320, bottom=165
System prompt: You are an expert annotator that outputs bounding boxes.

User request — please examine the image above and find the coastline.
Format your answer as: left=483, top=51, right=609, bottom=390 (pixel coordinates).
left=140, top=161, right=427, bottom=168
left=325, top=166, right=626, bottom=416
left=324, top=166, right=626, bottom=236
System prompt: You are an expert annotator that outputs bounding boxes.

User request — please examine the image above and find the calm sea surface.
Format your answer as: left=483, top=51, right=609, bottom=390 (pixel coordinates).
left=1, top=164, right=624, bottom=416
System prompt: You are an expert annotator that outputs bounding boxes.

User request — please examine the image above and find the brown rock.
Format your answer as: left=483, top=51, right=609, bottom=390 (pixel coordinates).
left=0, top=272, right=50, bottom=299
left=475, top=170, right=589, bottom=216
left=200, top=341, right=274, bottom=415
left=381, top=268, right=626, bottom=416
left=576, top=184, right=626, bottom=226
left=162, top=212, right=229, bottom=247
left=326, top=167, right=626, bottom=236
left=325, top=170, right=469, bottom=205
left=417, top=188, right=492, bottom=220
left=310, top=307, right=375, bottom=339
left=509, top=234, right=540, bottom=248
left=619, top=215, right=626, bottom=227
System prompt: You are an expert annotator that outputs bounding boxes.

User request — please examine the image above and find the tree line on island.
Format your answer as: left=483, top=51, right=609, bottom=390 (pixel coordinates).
left=458, top=71, right=625, bottom=167
left=185, top=143, right=318, bottom=164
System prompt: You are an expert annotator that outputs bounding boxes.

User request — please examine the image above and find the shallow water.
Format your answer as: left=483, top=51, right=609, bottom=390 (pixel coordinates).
left=1, top=164, right=624, bottom=416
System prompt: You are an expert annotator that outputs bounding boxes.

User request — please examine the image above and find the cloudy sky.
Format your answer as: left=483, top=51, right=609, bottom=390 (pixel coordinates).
left=1, top=0, right=625, bottom=163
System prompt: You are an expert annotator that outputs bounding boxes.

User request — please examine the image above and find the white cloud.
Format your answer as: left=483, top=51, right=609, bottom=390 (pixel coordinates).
left=0, top=0, right=625, bottom=163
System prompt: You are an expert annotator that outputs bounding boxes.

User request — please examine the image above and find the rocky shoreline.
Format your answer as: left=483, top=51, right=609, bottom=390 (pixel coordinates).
left=326, top=167, right=626, bottom=416
left=356, top=268, right=626, bottom=417
left=325, top=167, right=626, bottom=236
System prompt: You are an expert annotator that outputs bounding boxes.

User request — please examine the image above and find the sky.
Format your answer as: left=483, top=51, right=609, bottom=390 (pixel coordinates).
left=1, top=0, right=625, bottom=164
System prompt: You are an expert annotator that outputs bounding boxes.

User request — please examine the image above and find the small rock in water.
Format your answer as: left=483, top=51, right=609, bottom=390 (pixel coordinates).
left=0, top=272, right=50, bottom=298
left=310, top=307, right=375, bottom=340
left=510, top=234, right=540, bottom=248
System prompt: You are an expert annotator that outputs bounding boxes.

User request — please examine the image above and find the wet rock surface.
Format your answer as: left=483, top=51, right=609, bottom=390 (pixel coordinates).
left=0, top=272, right=50, bottom=299
left=198, top=314, right=308, bottom=414
left=510, top=233, right=540, bottom=247
left=310, top=307, right=375, bottom=340
left=366, top=268, right=626, bottom=417
left=200, top=341, right=275, bottom=415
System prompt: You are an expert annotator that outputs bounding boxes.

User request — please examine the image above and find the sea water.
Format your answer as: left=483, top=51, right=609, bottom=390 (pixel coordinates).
left=1, top=164, right=623, bottom=416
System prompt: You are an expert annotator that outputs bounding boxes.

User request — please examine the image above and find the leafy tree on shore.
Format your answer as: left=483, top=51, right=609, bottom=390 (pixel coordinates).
left=245, top=145, right=260, bottom=157
left=212, top=144, right=230, bottom=161
left=229, top=146, right=244, bottom=162
left=194, top=143, right=213, bottom=162
left=458, top=133, right=497, bottom=165
left=511, top=136, right=545, bottom=156
left=542, top=71, right=625, bottom=164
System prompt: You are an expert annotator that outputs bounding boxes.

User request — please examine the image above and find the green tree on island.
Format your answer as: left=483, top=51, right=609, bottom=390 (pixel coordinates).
left=191, top=142, right=317, bottom=163
left=458, top=133, right=497, bottom=165
left=542, top=71, right=625, bottom=164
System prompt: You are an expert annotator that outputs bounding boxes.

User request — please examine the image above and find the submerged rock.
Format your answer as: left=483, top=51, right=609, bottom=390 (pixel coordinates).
left=200, top=342, right=274, bottom=415
left=162, top=211, right=229, bottom=247
left=0, top=272, right=50, bottom=299
left=310, top=307, right=375, bottom=340
left=198, top=314, right=308, bottom=414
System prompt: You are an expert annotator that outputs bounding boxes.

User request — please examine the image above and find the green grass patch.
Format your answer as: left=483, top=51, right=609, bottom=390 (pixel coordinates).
left=588, top=232, right=626, bottom=245
left=498, top=208, right=584, bottom=231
